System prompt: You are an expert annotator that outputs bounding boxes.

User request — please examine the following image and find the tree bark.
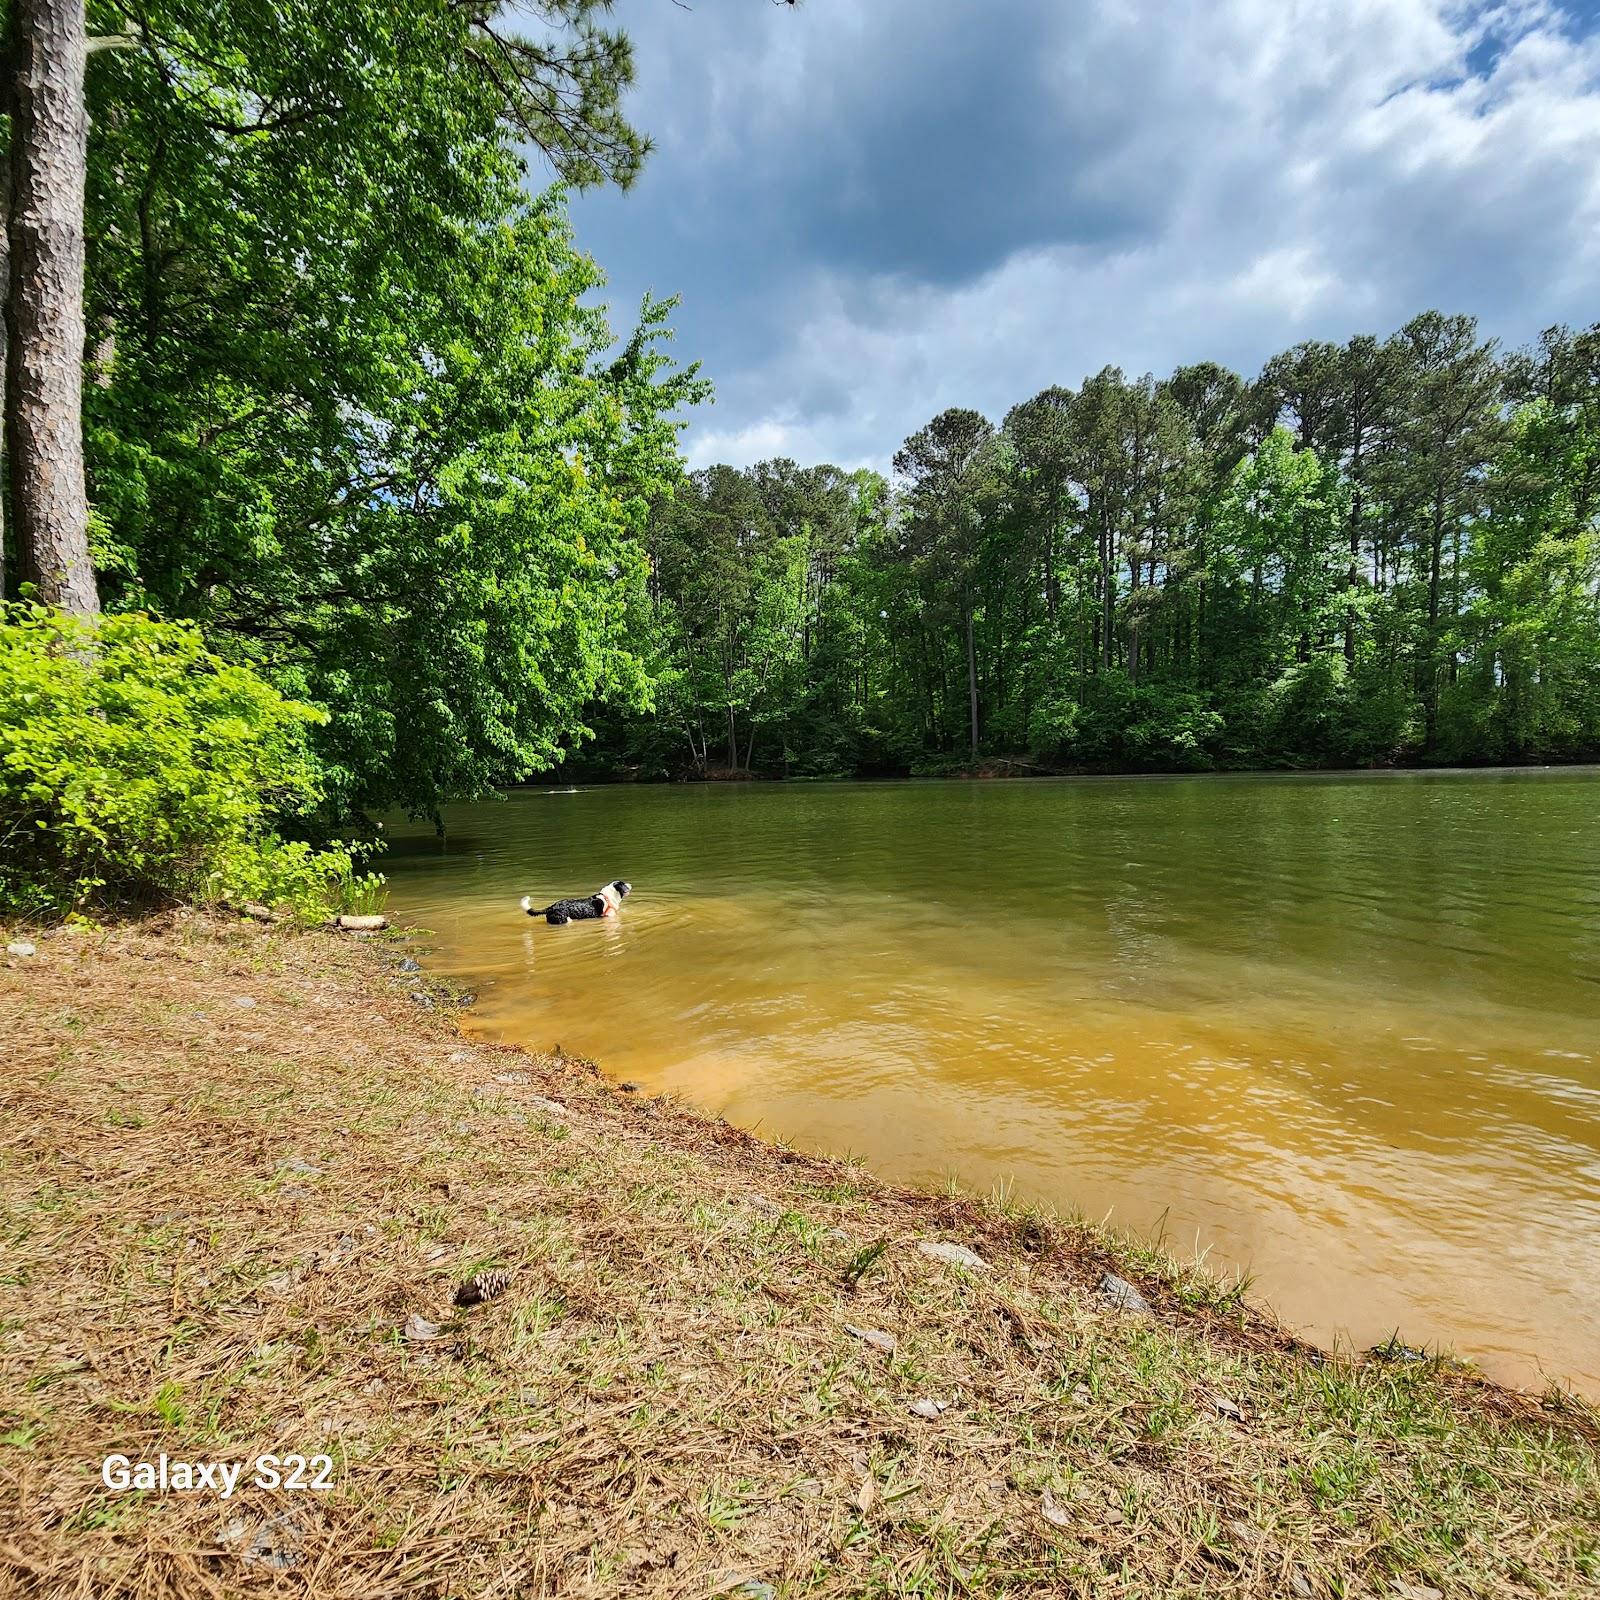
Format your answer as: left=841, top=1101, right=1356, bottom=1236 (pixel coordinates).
left=0, top=75, right=10, bottom=603
left=1099, top=512, right=1113, bottom=671
left=5, top=0, right=98, bottom=615
left=1344, top=416, right=1363, bottom=664
left=963, top=601, right=979, bottom=761
left=1043, top=493, right=1059, bottom=624
left=1424, top=491, right=1444, bottom=753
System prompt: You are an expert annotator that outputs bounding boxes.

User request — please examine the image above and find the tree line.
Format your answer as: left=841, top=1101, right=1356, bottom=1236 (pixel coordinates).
left=586, top=315, right=1600, bottom=779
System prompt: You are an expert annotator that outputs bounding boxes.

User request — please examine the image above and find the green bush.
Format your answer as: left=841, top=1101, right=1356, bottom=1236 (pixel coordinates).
left=1121, top=684, right=1224, bottom=770
left=1026, top=687, right=1083, bottom=761
left=0, top=605, right=360, bottom=919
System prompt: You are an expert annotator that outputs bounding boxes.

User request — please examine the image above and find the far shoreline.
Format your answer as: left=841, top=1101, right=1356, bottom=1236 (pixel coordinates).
left=529, top=757, right=1600, bottom=796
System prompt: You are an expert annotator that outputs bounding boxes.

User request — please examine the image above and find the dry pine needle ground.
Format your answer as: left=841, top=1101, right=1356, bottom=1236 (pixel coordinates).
left=1, top=914, right=1597, bottom=1599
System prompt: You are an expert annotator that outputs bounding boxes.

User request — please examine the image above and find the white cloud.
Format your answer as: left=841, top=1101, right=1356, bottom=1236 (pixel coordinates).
left=686, top=417, right=800, bottom=468
left=1225, top=246, right=1345, bottom=322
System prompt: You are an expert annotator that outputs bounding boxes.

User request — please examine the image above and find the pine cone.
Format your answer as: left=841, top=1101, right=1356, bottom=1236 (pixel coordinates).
left=454, top=1269, right=512, bottom=1308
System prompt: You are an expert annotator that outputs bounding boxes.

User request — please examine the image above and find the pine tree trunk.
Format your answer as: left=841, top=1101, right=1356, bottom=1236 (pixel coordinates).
left=963, top=602, right=979, bottom=761
left=1424, top=492, right=1444, bottom=753
left=1345, top=426, right=1362, bottom=665
left=1099, top=514, right=1113, bottom=671
left=5, top=0, right=98, bottom=615
left=1044, top=505, right=1058, bottom=624
left=0, top=88, right=10, bottom=603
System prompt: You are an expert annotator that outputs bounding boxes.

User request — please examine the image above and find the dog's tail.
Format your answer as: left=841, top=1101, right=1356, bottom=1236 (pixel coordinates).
left=519, top=895, right=544, bottom=917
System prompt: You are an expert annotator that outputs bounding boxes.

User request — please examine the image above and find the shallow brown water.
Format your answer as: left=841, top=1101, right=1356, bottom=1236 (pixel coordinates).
left=382, top=770, right=1600, bottom=1393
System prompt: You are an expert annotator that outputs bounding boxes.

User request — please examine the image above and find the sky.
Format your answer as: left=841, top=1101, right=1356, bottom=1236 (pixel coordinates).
left=565, top=0, right=1600, bottom=473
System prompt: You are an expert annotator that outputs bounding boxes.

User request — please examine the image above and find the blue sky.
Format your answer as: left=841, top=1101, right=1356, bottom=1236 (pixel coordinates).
left=566, top=0, right=1600, bottom=471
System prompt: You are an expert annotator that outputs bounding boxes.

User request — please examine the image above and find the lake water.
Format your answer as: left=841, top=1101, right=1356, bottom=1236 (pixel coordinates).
left=382, top=770, right=1600, bottom=1393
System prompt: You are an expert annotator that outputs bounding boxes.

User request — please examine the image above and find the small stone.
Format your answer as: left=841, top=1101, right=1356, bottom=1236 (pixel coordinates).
left=1098, top=1272, right=1151, bottom=1314
left=1392, top=1584, right=1443, bottom=1600
left=232, top=995, right=257, bottom=1008
left=493, top=1072, right=530, bottom=1086
left=729, top=1583, right=776, bottom=1600
left=448, top=1050, right=474, bottom=1064
left=242, top=903, right=274, bottom=922
left=1210, top=1394, right=1244, bottom=1422
left=403, top=1312, right=442, bottom=1342
left=918, top=1240, right=989, bottom=1272
left=409, top=992, right=435, bottom=1008
left=1069, top=1383, right=1094, bottom=1405
left=1040, top=1486, right=1072, bottom=1528
left=398, top=957, right=422, bottom=972
left=908, top=1398, right=948, bottom=1420
left=1288, top=1575, right=1313, bottom=1599
left=619, top=1081, right=641, bottom=1093
left=6, top=941, right=37, bottom=957
left=275, top=1157, right=323, bottom=1178
left=844, top=1323, right=897, bottom=1354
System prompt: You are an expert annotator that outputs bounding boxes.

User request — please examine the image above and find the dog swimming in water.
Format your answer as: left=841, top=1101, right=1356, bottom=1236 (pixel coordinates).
left=520, top=880, right=632, bottom=925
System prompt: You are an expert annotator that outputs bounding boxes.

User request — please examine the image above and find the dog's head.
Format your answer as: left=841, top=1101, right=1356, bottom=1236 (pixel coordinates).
left=610, top=880, right=632, bottom=899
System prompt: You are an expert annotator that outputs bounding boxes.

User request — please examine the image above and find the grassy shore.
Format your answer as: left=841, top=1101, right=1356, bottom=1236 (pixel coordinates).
left=1, top=916, right=1596, bottom=1598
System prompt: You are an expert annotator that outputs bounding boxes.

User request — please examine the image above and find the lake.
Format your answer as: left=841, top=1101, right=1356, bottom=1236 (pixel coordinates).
left=381, top=769, right=1600, bottom=1393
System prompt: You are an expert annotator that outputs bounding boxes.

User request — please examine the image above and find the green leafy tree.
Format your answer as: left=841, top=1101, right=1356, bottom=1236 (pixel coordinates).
left=1380, top=313, right=1506, bottom=753
left=51, top=0, right=706, bottom=816
left=1456, top=363, right=1600, bottom=758
left=892, top=408, right=1001, bottom=763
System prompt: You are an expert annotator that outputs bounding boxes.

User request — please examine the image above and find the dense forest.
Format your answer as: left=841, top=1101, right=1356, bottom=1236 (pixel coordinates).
left=2, top=0, right=703, bottom=829
left=582, top=317, right=1600, bottom=780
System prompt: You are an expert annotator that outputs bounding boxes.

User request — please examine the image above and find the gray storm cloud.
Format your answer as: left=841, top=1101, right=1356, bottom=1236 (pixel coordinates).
left=566, top=0, right=1600, bottom=470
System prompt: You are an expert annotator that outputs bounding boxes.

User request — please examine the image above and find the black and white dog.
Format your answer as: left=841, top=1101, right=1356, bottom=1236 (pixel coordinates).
left=520, top=880, right=632, bottom=925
